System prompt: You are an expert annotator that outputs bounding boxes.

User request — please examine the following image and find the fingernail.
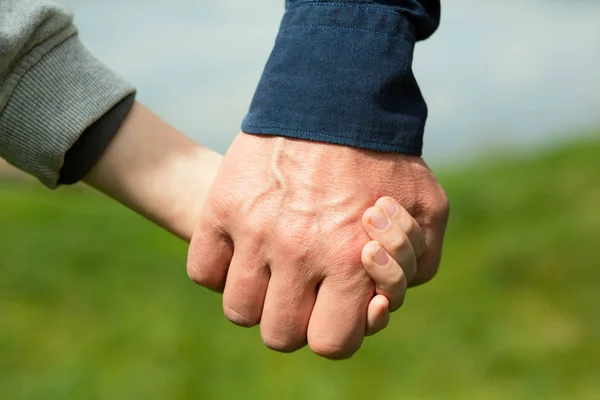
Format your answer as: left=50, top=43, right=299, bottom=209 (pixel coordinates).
left=382, top=200, right=397, bottom=216
left=373, top=247, right=389, bottom=266
left=370, top=212, right=389, bottom=230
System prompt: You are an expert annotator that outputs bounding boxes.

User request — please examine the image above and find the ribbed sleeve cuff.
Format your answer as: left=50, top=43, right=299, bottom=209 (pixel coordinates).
left=242, top=2, right=428, bottom=155
left=0, top=34, right=135, bottom=188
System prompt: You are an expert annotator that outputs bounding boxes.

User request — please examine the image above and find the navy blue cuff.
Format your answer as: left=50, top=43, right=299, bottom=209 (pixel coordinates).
left=242, top=1, right=431, bottom=155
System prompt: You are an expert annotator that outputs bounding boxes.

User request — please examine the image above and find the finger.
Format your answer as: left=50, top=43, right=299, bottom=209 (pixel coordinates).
left=361, top=240, right=408, bottom=312
left=366, top=295, right=390, bottom=336
left=362, top=204, right=419, bottom=282
left=375, top=196, right=425, bottom=258
left=222, top=246, right=270, bottom=327
left=259, top=265, right=317, bottom=353
left=411, top=218, right=447, bottom=287
left=187, top=210, right=233, bottom=292
left=307, top=271, right=372, bottom=360
left=411, top=197, right=449, bottom=287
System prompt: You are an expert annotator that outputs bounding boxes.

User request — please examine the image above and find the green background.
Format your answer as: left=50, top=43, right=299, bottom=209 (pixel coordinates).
left=1, top=137, right=599, bottom=399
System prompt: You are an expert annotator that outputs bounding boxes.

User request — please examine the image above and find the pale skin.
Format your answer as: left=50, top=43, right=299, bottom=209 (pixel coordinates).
left=83, top=102, right=428, bottom=339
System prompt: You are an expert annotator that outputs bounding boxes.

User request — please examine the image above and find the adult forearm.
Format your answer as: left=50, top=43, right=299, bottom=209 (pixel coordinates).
left=84, top=103, right=222, bottom=242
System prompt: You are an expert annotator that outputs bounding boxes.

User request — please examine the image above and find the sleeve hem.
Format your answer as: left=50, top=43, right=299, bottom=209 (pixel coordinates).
left=241, top=124, right=423, bottom=155
left=0, top=35, right=135, bottom=188
left=282, top=2, right=416, bottom=41
left=58, top=92, right=137, bottom=185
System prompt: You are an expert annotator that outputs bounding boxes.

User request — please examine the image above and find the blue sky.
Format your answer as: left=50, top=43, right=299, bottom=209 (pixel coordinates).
left=68, top=0, right=600, bottom=165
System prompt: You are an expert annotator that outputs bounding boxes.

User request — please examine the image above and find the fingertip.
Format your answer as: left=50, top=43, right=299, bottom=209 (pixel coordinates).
left=373, top=294, right=390, bottom=312
left=366, top=295, right=390, bottom=336
left=307, top=276, right=370, bottom=360
left=187, top=215, right=233, bottom=292
left=361, top=240, right=381, bottom=269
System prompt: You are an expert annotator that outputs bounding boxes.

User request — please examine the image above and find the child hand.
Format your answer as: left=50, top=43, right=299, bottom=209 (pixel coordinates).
left=361, top=197, right=425, bottom=336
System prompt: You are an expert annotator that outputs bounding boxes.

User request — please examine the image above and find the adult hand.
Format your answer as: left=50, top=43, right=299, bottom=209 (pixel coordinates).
left=187, top=133, right=449, bottom=359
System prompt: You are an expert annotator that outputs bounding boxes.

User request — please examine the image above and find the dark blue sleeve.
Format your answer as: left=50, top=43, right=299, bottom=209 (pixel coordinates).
left=241, top=0, right=441, bottom=155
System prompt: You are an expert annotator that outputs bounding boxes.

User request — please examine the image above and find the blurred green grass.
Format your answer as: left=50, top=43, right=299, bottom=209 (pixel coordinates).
left=1, top=137, right=599, bottom=400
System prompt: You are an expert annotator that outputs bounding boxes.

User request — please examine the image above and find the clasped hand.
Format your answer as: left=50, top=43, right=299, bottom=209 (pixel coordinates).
left=187, top=133, right=449, bottom=359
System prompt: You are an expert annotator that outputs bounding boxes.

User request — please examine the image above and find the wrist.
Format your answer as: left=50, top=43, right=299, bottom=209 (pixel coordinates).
left=84, top=102, right=222, bottom=242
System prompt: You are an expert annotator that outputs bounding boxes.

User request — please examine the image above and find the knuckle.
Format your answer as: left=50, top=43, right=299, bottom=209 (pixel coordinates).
left=309, top=340, right=358, bottom=360
left=387, top=269, right=406, bottom=288
left=186, top=263, right=207, bottom=284
left=234, top=212, right=265, bottom=242
left=434, top=190, right=450, bottom=220
left=389, top=233, right=410, bottom=254
left=244, top=212, right=268, bottom=236
left=327, top=260, right=371, bottom=284
left=186, top=263, right=225, bottom=292
left=404, top=216, right=422, bottom=237
left=239, top=224, right=263, bottom=243
left=223, top=305, right=260, bottom=328
left=418, top=186, right=450, bottom=226
left=209, top=186, right=238, bottom=218
left=278, top=225, right=314, bottom=261
left=262, top=334, right=306, bottom=353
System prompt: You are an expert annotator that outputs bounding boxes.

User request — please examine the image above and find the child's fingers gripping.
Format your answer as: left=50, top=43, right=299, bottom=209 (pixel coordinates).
left=366, top=295, right=390, bottom=336
left=361, top=240, right=408, bottom=312
left=362, top=197, right=424, bottom=283
left=374, top=196, right=425, bottom=259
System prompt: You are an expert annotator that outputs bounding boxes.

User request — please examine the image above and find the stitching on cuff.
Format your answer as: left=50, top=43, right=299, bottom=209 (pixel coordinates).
left=287, top=2, right=405, bottom=18
left=282, top=23, right=412, bottom=41
left=242, top=124, right=422, bottom=153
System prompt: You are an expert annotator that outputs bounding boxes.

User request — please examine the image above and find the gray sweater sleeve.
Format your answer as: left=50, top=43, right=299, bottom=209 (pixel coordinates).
left=0, top=0, right=135, bottom=188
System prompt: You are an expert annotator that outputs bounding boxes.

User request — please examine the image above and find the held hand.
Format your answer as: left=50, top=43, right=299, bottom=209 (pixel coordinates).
left=362, top=197, right=426, bottom=336
left=187, top=133, right=448, bottom=359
